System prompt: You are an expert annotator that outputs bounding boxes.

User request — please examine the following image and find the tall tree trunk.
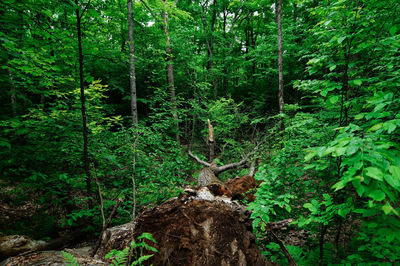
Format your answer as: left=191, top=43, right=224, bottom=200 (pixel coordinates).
left=7, top=68, right=17, bottom=118
left=209, top=0, right=217, bottom=99
left=162, top=0, right=180, bottom=142
left=127, top=0, right=138, bottom=124
left=75, top=0, right=92, bottom=207
left=276, top=0, right=285, bottom=130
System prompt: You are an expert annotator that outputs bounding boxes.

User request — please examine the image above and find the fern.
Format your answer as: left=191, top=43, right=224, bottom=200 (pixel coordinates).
left=61, top=251, right=80, bottom=266
left=105, top=232, right=158, bottom=266
left=112, top=247, right=130, bottom=266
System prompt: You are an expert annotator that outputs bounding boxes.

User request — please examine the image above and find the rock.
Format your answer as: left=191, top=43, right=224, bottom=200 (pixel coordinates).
left=0, top=231, right=88, bottom=261
left=0, top=247, right=105, bottom=266
left=0, top=235, right=46, bottom=259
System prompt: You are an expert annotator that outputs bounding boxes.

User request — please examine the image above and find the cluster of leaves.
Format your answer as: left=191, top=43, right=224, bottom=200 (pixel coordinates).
left=62, top=232, right=157, bottom=266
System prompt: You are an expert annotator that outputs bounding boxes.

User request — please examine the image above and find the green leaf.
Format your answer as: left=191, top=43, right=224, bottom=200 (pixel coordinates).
left=389, top=25, right=397, bottom=35
left=332, top=180, right=347, bottom=191
left=352, top=79, right=362, bottom=86
left=335, top=147, right=346, bottom=157
left=138, top=232, right=157, bottom=243
left=382, top=203, right=393, bottom=214
left=354, top=114, right=364, bottom=120
left=365, top=167, right=383, bottom=181
left=337, top=36, right=346, bottom=44
left=0, top=141, right=11, bottom=149
left=367, top=123, right=383, bottom=132
left=386, top=166, right=400, bottom=189
left=346, top=145, right=359, bottom=156
left=327, top=95, right=339, bottom=105
left=338, top=208, right=349, bottom=218
left=368, top=190, right=385, bottom=201
left=303, top=202, right=317, bottom=213
left=304, top=150, right=317, bottom=161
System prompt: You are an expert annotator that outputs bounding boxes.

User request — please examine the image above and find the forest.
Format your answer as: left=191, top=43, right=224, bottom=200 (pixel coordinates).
left=0, top=0, right=399, bottom=265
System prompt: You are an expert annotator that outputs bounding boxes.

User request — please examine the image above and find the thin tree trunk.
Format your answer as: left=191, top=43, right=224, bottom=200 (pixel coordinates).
left=319, top=224, right=327, bottom=266
left=210, top=0, right=217, bottom=99
left=127, top=0, right=138, bottom=124
left=276, top=0, right=285, bottom=130
left=7, top=68, right=17, bottom=118
left=162, top=0, right=180, bottom=142
left=75, top=0, right=92, bottom=207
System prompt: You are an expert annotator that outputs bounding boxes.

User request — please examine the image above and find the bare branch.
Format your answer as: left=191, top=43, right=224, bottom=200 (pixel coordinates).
left=214, top=156, right=247, bottom=175
left=260, top=218, right=296, bottom=266
left=188, top=150, right=211, bottom=167
left=80, top=0, right=91, bottom=19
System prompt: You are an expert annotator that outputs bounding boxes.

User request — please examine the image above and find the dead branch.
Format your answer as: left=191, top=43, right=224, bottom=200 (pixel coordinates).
left=214, top=156, right=248, bottom=175
left=188, top=150, right=211, bottom=167
left=260, top=218, right=296, bottom=266
left=91, top=198, right=122, bottom=257
left=93, top=165, right=105, bottom=228
left=270, top=230, right=297, bottom=266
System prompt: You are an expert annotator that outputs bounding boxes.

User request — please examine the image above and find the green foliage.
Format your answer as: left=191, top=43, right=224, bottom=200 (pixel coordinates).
left=1, top=0, right=400, bottom=264
left=61, top=233, right=157, bottom=266
left=105, top=232, right=158, bottom=266
left=61, top=251, right=79, bottom=266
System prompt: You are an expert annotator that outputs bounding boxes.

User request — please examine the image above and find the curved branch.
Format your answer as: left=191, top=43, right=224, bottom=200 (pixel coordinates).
left=214, top=156, right=247, bottom=175
left=188, top=150, right=211, bottom=167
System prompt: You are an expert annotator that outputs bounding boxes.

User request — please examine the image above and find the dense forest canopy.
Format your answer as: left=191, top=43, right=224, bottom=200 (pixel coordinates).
left=1, top=0, right=399, bottom=264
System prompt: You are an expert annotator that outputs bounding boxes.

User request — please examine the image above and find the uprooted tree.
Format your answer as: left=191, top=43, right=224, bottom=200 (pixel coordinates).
left=189, top=119, right=253, bottom=186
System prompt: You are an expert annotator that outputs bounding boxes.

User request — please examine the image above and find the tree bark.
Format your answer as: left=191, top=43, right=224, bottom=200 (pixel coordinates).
left=276, top=0, right=285, bottom=130
left=127, top=0, right=138, bottom=124
left=75, top=0, right=92, bottom=207
left=7, top=68, right=17, bottom=118
left=162, top=0, right=180, bottom=142
left=318, top=224, right=327, bottom=266
left=208, top=0, right=217, bottom=99
left=207, top=119, right=215, bottom=162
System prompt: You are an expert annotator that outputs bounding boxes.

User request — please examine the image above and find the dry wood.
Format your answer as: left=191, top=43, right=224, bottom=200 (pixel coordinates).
left=260, top=218, right=296, bottom=266
left=208, top=119, right=215, bottom=162
left=188, top=150, right=211, bottom=167
left=91, top=198, right=122, bottom=257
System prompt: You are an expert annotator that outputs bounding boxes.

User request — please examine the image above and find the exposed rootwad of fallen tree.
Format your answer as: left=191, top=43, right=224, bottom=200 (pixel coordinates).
left=95, top=186, right=267, bottom=266
left=1, top=187, right=296, bottom=266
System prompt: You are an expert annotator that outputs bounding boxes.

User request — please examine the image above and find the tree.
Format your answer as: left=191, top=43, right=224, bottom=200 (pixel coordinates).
left=127, top=0, right=138, bottom=125
left=276, top=0, right=284, bottom=129
left=162, top=0, right=180, bottom=142
left=75, top=0, right=92, bottom=206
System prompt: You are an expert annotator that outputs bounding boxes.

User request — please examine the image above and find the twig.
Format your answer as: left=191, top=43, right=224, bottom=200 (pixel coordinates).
left=93, top=165, right=105, bottom=228
left=91, top=198, right=122, bottom=257
left=188, top=150, right=211, bottom=167
left=79, top=0, right=92, bottom=19
left=260, top=218, right=297, bottom=266
left=270, top=230, right=297, bottom=266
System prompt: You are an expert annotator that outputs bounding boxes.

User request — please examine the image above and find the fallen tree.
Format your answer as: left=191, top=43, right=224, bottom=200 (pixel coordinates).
left=94, top=186, right=266, bottom=265
left=1, top=185, right=297, bottom=266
